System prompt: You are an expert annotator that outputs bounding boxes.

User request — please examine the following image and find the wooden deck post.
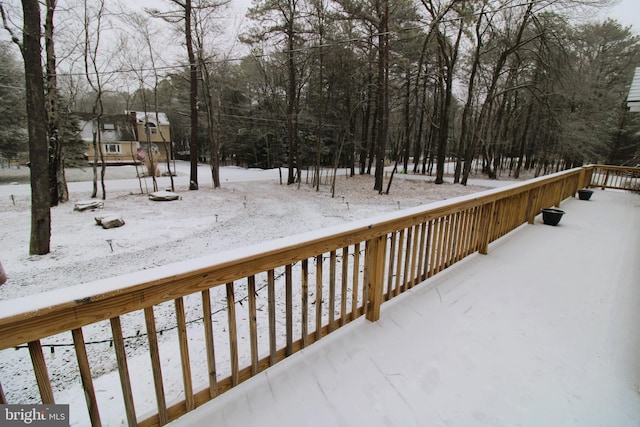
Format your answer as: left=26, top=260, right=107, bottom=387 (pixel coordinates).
left=365, top=235, right=387, bottom=322
left=578, top=167, right=586, bottom=191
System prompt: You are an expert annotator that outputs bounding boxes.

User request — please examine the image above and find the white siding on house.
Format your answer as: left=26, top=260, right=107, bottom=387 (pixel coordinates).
left=627, top=67, right=640, bottom=112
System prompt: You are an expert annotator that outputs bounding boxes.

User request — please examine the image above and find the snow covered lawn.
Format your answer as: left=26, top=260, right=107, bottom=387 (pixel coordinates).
left=1, top=162, right=495, bottom=425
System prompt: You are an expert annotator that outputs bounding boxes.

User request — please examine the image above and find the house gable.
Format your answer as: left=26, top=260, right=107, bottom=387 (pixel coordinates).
left=627, top=67, right=640, bottom=112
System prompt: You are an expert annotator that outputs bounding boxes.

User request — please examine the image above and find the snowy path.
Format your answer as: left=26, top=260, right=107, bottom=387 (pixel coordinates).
left=169, top=189, right=640, bottom=427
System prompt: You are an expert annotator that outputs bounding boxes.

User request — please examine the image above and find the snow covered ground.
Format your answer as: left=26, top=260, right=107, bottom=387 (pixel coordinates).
left=0, top=161, right=493, bottom=425
left=4, top=163, right=636, bottom=426
left=0, top=162, right=492, bottom=299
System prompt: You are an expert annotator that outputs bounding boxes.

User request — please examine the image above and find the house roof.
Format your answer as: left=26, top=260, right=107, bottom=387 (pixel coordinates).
left=75, top=113, right=136, bottom=143
left=627, top=67, right=640, bottom=112
left=127, top=111, right=170, bottom=126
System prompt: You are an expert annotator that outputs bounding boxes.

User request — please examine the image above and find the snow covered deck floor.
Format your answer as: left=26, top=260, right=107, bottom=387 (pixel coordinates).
left=170, top=189, right=640, bottom=427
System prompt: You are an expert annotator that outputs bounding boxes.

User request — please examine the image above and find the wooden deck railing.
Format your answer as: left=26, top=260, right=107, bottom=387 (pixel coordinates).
left=0, top=165, right=637, bottom=426
left=587, top=165, right=640, bottom=192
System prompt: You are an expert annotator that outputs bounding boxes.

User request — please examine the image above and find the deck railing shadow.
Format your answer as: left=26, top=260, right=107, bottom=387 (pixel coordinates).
left=0, top=165, right=637, bottom=426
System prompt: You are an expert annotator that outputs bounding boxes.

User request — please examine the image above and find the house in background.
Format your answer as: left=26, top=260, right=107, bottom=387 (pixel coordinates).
left=627, top=67, right=640, bottom=112
left=77, top=111, right=172, bottom=166
left=77, top=113, right=139, bottom=165
left=128, top=111, right=172, bottom=164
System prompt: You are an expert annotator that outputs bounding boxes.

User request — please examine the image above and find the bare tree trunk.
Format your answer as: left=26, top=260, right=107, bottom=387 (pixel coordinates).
left=186, top=0, right=199, bottom=190
left=373, top=0, right=388, bottom=193
left=285, top=2, right=298, bottom=185
left=456, top=12, right=482, bottom=184
left=44, top=0, right=67, bottom=205
left=434, top=23, right=463, bottom=185
left=21, top=0, right=51, bottom=255
left=91, top=117, right=98, bottom=198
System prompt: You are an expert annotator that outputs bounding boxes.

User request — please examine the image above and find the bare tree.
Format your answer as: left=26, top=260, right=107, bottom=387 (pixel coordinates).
left=245, top=0, right=305, bottom=185
left=192, top=0, right=231, bottom=188
left=149, top=0, right=208, bottom=190
left=44, top=0, right=69, bottom=204
left=1, top=0, right=51, bottom=254
left=81, top=0, right=110, bottom=199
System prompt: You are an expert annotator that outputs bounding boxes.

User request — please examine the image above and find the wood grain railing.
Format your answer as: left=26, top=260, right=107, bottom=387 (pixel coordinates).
left=587, top=165, right=640, bottom=192
left=0, top=165, right=635, bottom=426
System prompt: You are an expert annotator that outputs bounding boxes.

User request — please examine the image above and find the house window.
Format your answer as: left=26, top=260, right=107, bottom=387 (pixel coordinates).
left=104, top=144, right=121, bottom=154
left=145, top=122, right=158, bottom=134
left=103, top=123, right=116, bottom=131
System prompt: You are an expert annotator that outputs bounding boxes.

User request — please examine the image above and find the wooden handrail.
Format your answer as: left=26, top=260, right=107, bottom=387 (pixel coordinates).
left=0, top=164, right=637, bottom=426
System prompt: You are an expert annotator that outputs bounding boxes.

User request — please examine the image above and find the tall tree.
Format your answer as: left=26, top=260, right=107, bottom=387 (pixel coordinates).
left=1, top=0, right=51, bottom=254
left=82, top=0, right=110, bottom=199
left=245, top=0, right=304, bottom=185
left=191, top=0, right=231, bottom=188
left=461, top=1, right=535, bottom=185
left=373, top=0, right=389, bottom=192
left=44, top=0, right=68, bottom=204
left=149, top=0, right=205, bottom=190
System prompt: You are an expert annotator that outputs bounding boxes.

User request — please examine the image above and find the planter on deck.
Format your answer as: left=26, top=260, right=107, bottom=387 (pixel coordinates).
left=0, top=261, right=6, bottom=286
left=578, top=189, right=594, bottom=200
left=541, top=208, right=565, bottom=226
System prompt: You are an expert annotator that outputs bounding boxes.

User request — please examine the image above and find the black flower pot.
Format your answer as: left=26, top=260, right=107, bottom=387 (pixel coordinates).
left=0, top=261, right=6, bottom=286
left=578, top=189, right=594, bottom=201
left=541, top=208, right=565, bottom=226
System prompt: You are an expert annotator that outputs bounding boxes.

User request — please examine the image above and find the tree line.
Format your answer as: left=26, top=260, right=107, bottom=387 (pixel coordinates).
left=1, top=0, right=639, bottom=255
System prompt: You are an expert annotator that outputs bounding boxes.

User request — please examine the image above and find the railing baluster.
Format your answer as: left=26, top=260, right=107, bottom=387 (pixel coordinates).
left=109, top=317, right=137, bottom=426
left=267, top=270, right=277, bottom=363
left=455, top=211, right=466, bottom=262
left=329, top=251, right=336, bottom=332
left=417, top=222, right=427, bottom=282
left=143, top=308, right=168, bottom=425
left=435, top=217, right=446, bottom=274
left=480, top=202, right=496, bottom=255
left=28, top=340, right=54, bottom=405
left=226, top=283, right=239, bottom=386
left=201, top=289, right=218, bottom=398
left=285, top=265, right=293, bottom=356
left=466, top=208, right=476, bottom=256
left=301, top=261, right=309, bottom=348
left=340, top=247, right=349, bottom=325
left=248, top=276, right=259, bottom=374
left=386, top=231, right=397, bottom=299
left=72, top=328, right=102, bottom=427
left=438, top=216, right=448, bottom=270
left=362, top=244, right=370, bottom=315
left=394, top=229, right=405, bottom=294
left=351, top=243, right=360, bottom=320
left=444, top=214, right=455, bottom=268
left=409, top=225, right=420, bottom=288
left=422, top=220, right=433, bottom=280
left=315, top=255, right=323, bottom=340
left=402, top=227, right=412, bottom=292
left=428, top=218, right=439, bottom=278
left=462, top=210, right=470, bottom=260
left=175, top=297, right=194, bottom=411
left=472, top=206, right=482, bottom=252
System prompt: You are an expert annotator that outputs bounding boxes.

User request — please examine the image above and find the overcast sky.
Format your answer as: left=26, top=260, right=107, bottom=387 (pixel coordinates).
left=602, top=0, right=640, bottom=31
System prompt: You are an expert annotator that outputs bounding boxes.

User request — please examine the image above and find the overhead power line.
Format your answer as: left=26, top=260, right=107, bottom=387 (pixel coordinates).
left=52, top=0, right=540, bottom=79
